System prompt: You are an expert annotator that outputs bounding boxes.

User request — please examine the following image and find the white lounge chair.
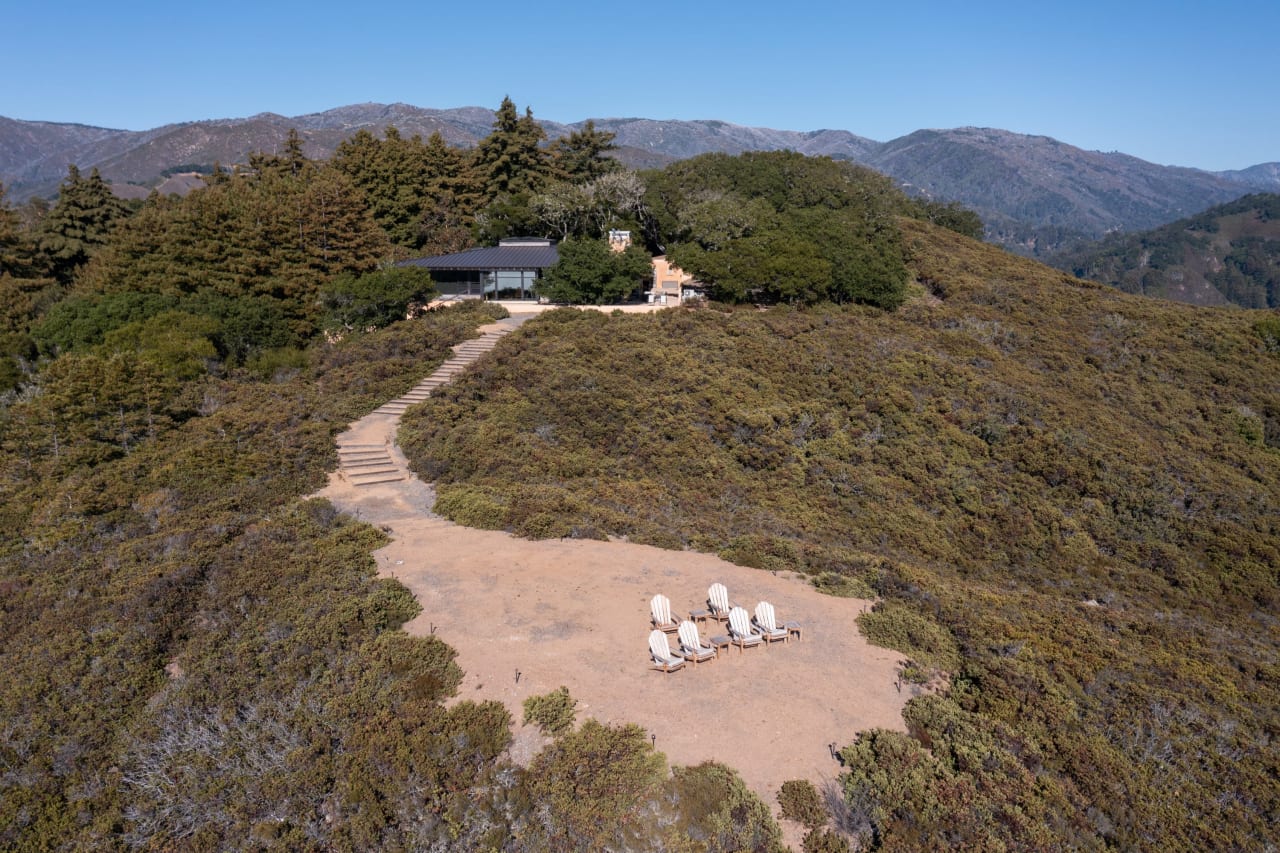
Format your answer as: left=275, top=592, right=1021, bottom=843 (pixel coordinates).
left=677, top=620, right=717, bottom=665
left=707, top=583, right=736, bottom=622
left=753, top=601, right=790, bottom=644
left=649, top=629, right=685, bottom=673
left=650, top=593, right=679, bottom=634
left=727, top=606, right=763, bottom=653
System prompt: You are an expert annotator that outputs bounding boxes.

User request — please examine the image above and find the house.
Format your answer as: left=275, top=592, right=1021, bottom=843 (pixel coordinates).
left=399, top=237, right=558, bottom=301
left=648, top=256, right=702, bottom=304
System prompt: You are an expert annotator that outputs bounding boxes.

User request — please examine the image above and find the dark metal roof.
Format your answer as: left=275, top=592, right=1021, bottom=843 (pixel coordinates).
left=400, top=243, right=559, bottom=271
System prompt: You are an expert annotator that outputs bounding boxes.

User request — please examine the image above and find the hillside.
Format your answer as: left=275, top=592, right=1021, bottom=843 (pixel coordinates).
left=1050, top=192, right=1280, bottom=307
left=3, top=136, right=1278, bottom=848
left=2, top=104, right=1275, bottom=259
left=864, top=127, right=1255, bottom=255
left=400, top=222, right=1280, bottom=849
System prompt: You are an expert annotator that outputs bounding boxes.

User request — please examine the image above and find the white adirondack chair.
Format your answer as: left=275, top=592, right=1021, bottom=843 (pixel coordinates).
left=727, top=606, right=763, bottom=653
left=707, top=583, right=735, bottom=622
left=753, top=601, right=790, bottom=644
left=649, top=629, right=685, bottom=672
left=677, top=619, right=717, bottom=665
left=650, top=593, right=679, bottom=634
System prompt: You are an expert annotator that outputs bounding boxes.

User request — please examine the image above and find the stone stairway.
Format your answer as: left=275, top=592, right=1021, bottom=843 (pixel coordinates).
left=372, top=328, right=509, bottom=417
left=335, top=326, right=512, bottom=486
left=336, top=443, right=404, bottom=487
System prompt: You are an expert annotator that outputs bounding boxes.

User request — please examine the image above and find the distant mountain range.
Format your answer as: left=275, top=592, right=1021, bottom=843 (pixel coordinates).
left=1049, top=193, right=1280, bottom=308
left=2, top=103, right=1276, bottom=257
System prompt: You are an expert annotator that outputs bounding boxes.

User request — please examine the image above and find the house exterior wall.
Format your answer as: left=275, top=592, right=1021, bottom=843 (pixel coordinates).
left=651, top=255, right=695, bottom=300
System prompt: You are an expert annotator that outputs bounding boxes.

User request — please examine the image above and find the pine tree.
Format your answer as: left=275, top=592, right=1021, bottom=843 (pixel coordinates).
left=0, top=182, right=29, bottom=277
left=549, top=121, right=621, bottom=182
left=37, top=166, right=130, bottom=283
left=473, top=97, right=551, bottom=198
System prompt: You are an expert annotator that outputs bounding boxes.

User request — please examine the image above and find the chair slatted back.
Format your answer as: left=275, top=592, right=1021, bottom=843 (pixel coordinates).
left=729, top=606, right=753, bottom=638
left=649, top=629, right=673, bottom=661
left=678, top=620, right=702, bottom=653
left=650, top=594, right=672, bottom=626
left=709, top=583, right=730, bottom=613
left=755, top=601, right=778, bottom=632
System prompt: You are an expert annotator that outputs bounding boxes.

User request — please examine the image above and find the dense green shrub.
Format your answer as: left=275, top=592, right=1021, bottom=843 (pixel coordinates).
left=857, top=601, right=961, bottom=673
left=524, top=720, right=667, bottom=851
left=321, top=265, right=438, bottom=334
left=778, top=779, right=827, bottom=830
left=802, top=828, right=852, bottom=853
left=668, top=762, right=785, bottom=853
left=523, top=686, right=577, bottom=735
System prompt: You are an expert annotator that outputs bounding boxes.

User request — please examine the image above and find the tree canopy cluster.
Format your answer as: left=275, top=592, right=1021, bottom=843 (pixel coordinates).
left=1, top=97, right=987, bottom=395
left=644, top=152, right=912, bottom=307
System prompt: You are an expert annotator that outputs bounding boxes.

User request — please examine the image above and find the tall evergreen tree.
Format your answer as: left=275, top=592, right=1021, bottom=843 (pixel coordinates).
left=548, top=120, right=621, bottom=182
left=37, top=166, right=130, bottom=284
left=472, top=97, right=551, bottom=198
left=0, top=181, right=37, bottom=279
left=0, top=182, right=55, bottom=391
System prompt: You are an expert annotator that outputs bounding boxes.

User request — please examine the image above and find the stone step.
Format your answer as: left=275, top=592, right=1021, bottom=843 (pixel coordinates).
left=350, top=473, right=407, bottom=486
left=342, top=459, right=395, bottom=471
left=338, top=443, right=386, bottom=449
left=340, top=455, right=394, bottom=465
left=343, top=461, right=396, bottom=473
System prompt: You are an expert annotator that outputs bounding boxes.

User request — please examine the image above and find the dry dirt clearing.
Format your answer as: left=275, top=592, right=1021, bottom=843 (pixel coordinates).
left=317, top=455, right=911, bottom=817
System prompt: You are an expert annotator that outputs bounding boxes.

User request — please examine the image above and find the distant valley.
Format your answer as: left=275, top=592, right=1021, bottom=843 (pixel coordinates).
left=1, top=102, right=1276, bottom=258
left=1050, top=193, right=1280, bottom=308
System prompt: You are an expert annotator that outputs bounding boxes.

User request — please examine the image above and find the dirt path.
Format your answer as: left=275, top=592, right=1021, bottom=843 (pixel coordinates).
left=314, top=314, right=911, bottom=837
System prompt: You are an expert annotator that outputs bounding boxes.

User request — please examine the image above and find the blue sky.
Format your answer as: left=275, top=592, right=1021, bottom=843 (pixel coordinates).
left=4, top=0, right=1276, bottom=171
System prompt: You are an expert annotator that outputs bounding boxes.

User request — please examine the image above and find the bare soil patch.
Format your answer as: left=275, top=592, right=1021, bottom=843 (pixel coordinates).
left=317, top=450, right=911, bottom=823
